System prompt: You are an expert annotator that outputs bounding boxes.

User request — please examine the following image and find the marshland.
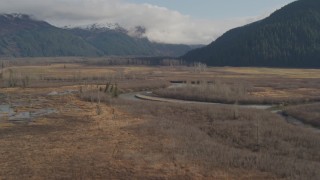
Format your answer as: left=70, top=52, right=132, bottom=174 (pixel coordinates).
left=0, top=57, right=319, bottom=179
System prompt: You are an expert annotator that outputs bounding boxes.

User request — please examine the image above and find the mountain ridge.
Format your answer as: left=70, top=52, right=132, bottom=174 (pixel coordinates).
left=0, top=14, right=200, bottom=57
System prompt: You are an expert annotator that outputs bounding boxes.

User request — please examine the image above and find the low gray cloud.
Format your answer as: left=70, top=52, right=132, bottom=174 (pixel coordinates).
left=0, top=0, right=271, bottom=44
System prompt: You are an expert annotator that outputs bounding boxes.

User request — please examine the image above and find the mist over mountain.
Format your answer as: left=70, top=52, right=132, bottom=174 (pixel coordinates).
left=0, top=14, right=199, bottom=57
left=182, top=0, right=320, bottom=68
left=69, top=25, right=197, bottom=56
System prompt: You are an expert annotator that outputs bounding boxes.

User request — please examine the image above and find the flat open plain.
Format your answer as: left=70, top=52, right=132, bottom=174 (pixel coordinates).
left=0, top=59, right=320, bottom=179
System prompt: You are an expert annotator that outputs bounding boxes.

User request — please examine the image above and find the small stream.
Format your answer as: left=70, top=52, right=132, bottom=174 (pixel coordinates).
left=120, top=91, right=272, bottom=110
left=120, top=91, right=320, bottom=133
left=279, top=112, right=320, bottom=133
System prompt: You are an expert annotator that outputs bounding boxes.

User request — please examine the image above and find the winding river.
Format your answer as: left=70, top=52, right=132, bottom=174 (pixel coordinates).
left=119, top=91, right=320, bottom=133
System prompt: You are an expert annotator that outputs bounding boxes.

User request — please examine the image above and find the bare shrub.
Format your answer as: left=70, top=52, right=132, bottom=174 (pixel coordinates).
left=154, top=78, right=320, bottom=105
left=154, top=80, right=260, bottom=104
left=118, top=79, right=169, bottom=93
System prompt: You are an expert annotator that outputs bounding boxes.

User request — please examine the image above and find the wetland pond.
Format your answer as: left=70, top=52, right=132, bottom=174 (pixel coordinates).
left=0, top=104, right=56, bottom=123
left=0, top=89, right=80, bottom=124
left=0, top=93, right=57, bottom=123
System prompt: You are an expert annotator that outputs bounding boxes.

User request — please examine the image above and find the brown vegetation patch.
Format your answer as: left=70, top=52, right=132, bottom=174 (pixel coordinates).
left=1, top=59, right=320, bottom=179
left=116, top=100, right=320, bottom=179
left=284, top=103, right=320, bottom=127
left=0, top=87, right=262, bottom=179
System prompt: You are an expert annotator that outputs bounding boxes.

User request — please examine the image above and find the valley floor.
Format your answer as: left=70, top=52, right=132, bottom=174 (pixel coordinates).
left=0, top=87, right=274, bottom=179
left=0, top=61, right=320, bottom=179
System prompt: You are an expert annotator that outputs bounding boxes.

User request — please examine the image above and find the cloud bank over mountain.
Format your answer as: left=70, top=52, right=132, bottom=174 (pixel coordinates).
left=0, top=0, right=273, bottom=44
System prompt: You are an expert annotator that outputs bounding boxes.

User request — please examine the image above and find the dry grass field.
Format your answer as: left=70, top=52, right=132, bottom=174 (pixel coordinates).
left=1, top=60, right=320, bottom=100
left=0, top=58, right=320, bottom=179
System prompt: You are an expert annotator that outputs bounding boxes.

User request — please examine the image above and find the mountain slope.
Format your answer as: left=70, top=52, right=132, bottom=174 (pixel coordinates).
left=0, top=14, right=198, bottom=57
left=0, top=14, right=102, bottom=57
left=69, top=27, right=196, bottom=57
left=182, top=0, right=320, bottom=67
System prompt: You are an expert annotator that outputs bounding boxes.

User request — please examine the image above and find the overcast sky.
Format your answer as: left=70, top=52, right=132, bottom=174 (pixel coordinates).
left=0, top=0, right=296, bottom=44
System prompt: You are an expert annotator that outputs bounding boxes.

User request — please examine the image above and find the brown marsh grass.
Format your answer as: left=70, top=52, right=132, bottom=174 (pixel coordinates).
left=0, top=86, right=275, bottom=179
left=154, top=80, right=320, bottom=105
left=284, top=103, right=320, bottom=128
left=1, top=58, right=320, bottom=104
left=1, top=58, right=320, bottom=179
left=115, top=99, right=320, bottom=179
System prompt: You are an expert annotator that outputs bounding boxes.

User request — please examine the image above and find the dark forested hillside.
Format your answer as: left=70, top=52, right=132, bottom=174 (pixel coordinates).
left=182, top=0, right=320, bottom=67
left=0, top=14, right=102, bottom=57
left=0, top=14, right=197, bottom=57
